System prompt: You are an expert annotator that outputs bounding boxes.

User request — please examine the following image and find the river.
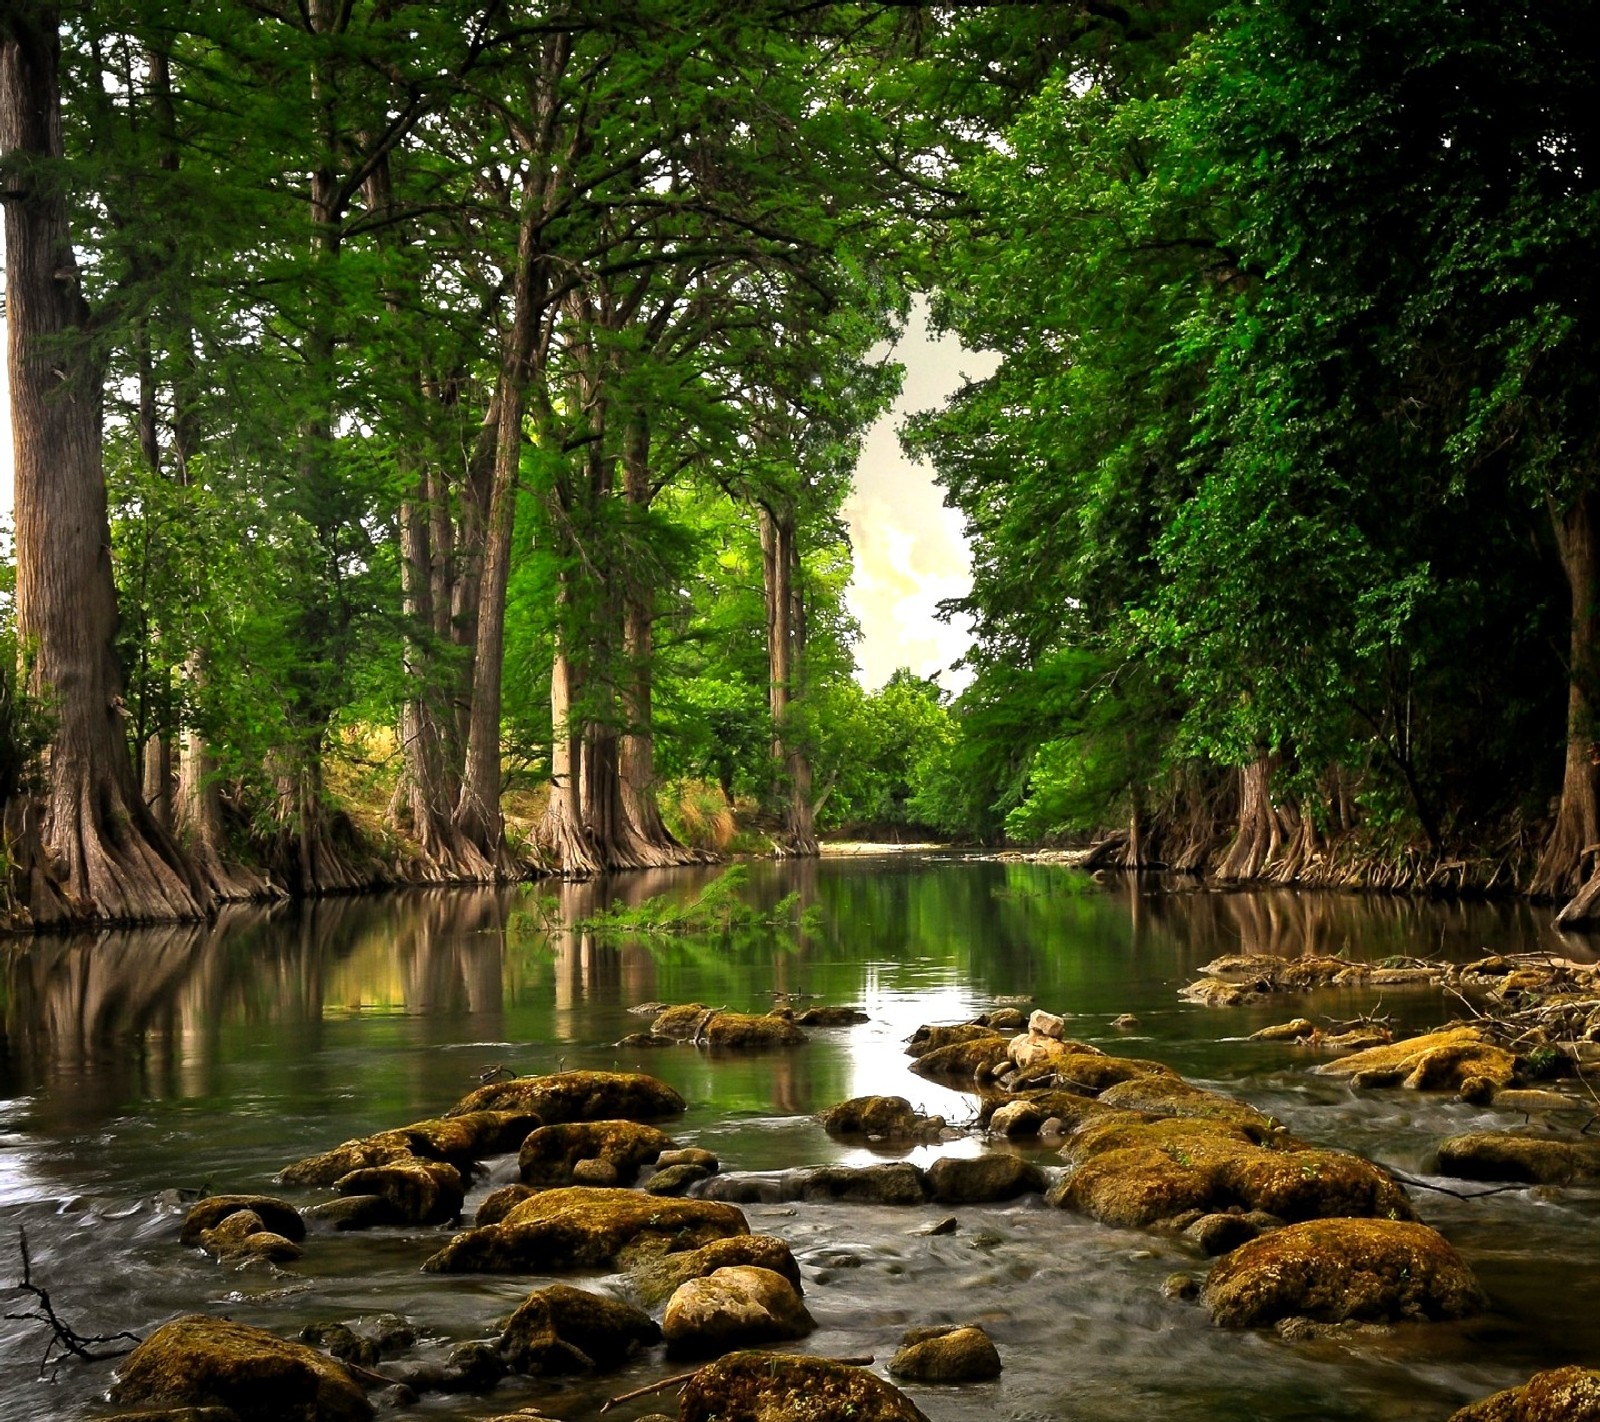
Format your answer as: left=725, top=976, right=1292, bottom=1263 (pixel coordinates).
left=3, top=855, right=1597, bottom=1421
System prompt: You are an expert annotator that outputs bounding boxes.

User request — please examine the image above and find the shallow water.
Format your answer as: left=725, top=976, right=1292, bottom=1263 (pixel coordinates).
left=2, top=856, right=1598, bottom=1422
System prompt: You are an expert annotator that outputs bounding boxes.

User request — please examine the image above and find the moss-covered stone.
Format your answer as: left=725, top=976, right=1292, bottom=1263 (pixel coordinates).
left=926, top=1154, right=1045, bottom=1204
left=180, top=1197, right=306, bottom=1249
left=888, top=1324, right=1002, bottom=1383
left=517, top=1120, right=676, bottom=1188
left=663, top=1265, right=816, bottom=1358
left=1250, top=1019, right=1317, bottom=1042
left=645, top=1162, right=712, bottom=1195
left=447, top=1070, right=686, bottom=1123
left=1095, top=1077, right=1280, bottom=1139
left=795, top=1006, right=869, bottom=1026
left=818, top=1095, right=938, bottom=1138
left=1448, top=1365, right=1600, bottom=1421
left=1203, top=1219, right=1486, bottom=1328
left=905, top=1023, right=1005, bottom=1059
left=908, top=1036, right=1013, bottom=1081
left=422, top=1187, right=748, bottom=1273
left=1013, top=1047, right=1175, bottom=1093
left=797, top=1163, right=929, bottom=1205
left=678, top=1351, right=931, bottom=1422
left=277, top=1112, right=537, bottom=1189
left=983, top=1092, right=1119, bottom=1138
left=649, top=1004, right=808, bottom=1048
left=334, top=1157, right=463, bottom=1225
left=497, top=1283, right=660, bottom=1375
left=1434, top=1131, right=1600, bottom=1185
left=303, top=1195, right=405, bottom=1231
left=627, top=1234, right=804, bottom=1307
left=1316, top=1027, right=1517, bottom=1093
left=197, top=1210, right=303, bottom=1264
left=108, top=1316, right=373, bottom=1422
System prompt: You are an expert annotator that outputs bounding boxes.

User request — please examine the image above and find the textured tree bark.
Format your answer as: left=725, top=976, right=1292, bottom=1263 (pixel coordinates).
left=1214, top=754, right=1284, bottom=883
left=537, top=599, right=602, bottom=876
left=1535, top=493, right=1600, bottom=908
left=760, top=504, right=818, bottom=857
left=2, top=9, right=206, bottom=923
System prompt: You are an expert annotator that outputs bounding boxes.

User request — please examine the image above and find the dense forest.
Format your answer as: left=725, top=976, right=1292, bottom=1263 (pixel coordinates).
left=2, top=0, right=1597, bottom=928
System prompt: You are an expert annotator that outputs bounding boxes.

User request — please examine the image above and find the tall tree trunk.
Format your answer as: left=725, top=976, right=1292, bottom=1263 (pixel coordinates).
left=760, top=504, right=818, bottom=857
left=1214, top=753, right=1284, bottom=883
left=1536, top=492, right=1600, bottom=908
left=537, top=585, right=602, bottom=876
left=2, top=8, right=206, bottom=923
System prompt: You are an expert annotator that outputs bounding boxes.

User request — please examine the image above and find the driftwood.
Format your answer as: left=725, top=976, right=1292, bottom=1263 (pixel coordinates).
left=2, top=1228, right=142, bottom=1377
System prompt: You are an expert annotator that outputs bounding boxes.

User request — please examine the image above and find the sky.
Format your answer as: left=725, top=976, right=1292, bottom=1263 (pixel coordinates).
left=0, top=254, right=994, bottom=693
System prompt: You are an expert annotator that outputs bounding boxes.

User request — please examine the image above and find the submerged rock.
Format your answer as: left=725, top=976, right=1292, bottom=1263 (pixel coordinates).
left=818, top=1095, right=940, bottom=1138
left=925, top=1153, right=1046, bottom=1204
left=180, top=1196, right=306, bottom=1249
left=1203, top=1218, right=1486, bottom=1328
left=650, top=1004, right=808, bottom=1047
left=795, top=1006, right=870, bottom=1026
left=889, top=1323, right=1002, bottom=1382
left=497, top=1282, right=661, bottom=1374
left=663, top=1265, right=815, bottom=1357
left=422, top=1186, right=748, bottom=1273
left=627, top=1233, right=803, bottom=1307
left=109, top=1315, right=373, bottom=1422
left=517, top=1120, right=677, bottom=1189
left=1448, top=1364, right=1600, bottom=1421
left=446, top=1070, right=686, bottom=1123
left=1316, top=1027, right=1517, bottom=1093
left=678, top=1351, right=931, bottom=1422
left=1434, top=1131, right=1600, bottom=1185
left=798, top=1163, right=930, bottom=1205
left=1250, top=1019, right=1318, bottom=1042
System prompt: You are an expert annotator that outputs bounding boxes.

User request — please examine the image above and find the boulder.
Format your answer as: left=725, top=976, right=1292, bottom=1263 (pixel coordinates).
left=663, top=1266, right=815, bottom=1358
left=1250, top=1019, right=1317, bottom=1042
left=108, top=1316, right=372, bottom=1422
left=447, top=1070, right=686, bottom=1123
left=196, top=1210, right=302, bottom=1264
left=1050, top=1115, right=1414, bottom=1229
left=422, top=1187, right=748, bottom=1273
left=1448, top=1365, right=1600, bottom=1421
left=889, top=1324, right=1002, bottom=1382
left=1096, top=1077, right=1280, bottom=1139
left=628, top=1233, right=803, bottom=1307
left=497, top=1283, right=660, bottom=1374
left=518, top=1120, right=676, bottom=1188
left=819, top=1096, right=938, bottom=1138
left=645, top=1163, right=711, bottom=1195
left=657, top=1147, right=720, bottom=1172
left=1028, top=1009, right=1068, bottom=1040
left=678, top=1351, right=930, bottom=1422
left=277, top=1112, right=537, bottom=1189
left=1009, top=1044, right=1173, bottom=1092
left=180, top=1197, right=305, bottom=1249
left=334, top=1157, right=464, bottom=1225
left=1183, top=1211, right=1265, bottom=1256
left=1434, top=1131, right=1600, bottom=1185
left=906, top=1023, right=1005, bottom=1059
left=795, top=1006, right=869, bottom=1026
left=984, top=1092, right=1117, bottom=1138
left=926, top=1154, right=1046, bottom=1204
left=798, top=1163, right=929, bottom=1205
left=304, top=1195, right=405, bottom=1231
left=476, top=1184, right=538, bottom=1225
left=908, top=1036, right=1013, bottom=1081
left=441, top=1340, right=506, bottom=1393
left=1203, top=1218, right=1486, bottom=1328
left=1316, top=1027, right=1517, bottom=1093
left=650, top=1004, right=808, bottom=1048
left=279, top=1138, right=419, bottom=1189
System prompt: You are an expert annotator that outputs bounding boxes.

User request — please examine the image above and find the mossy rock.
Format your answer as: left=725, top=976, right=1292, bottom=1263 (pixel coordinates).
left=1018, top=1049, right=1175, bottom=1093
left=477, top=1183, right=539, bottom=1225
left=906, top=1023, right=1005, bottom=1059
left=1448, top=1365, right=1600, bottom=1421
left=1434, top=1131, right=1600, bottom=1185
left=197, top=1210, right=303, bottom=1264
left=650, top=1004, right=808, bottom=1048
left=447, top=1070, right=686, bottom=1123
left=497, top=1282, right=660, bottom=1374
left=1203, top=1218, right=1486, bottom=1328
left=818, top=1095, right=936, bottom=1138
left=1051, top=1116, right=1413, bottom=1229
left=1005, top=1034, right=1107, bottom=1073
left=679, top=1351, right=931, bottom=1422
left=889, top=1324, right=1002, bottom=1382
left=926, top=1154, right=1046, bottom=1204
left=662, top=1265, right=816, bottom=1358
left=797, top=1163, right=929, bottom=1205
left=795, top=1006, right=869, bottom=1026
left=1316, top=1027, right=1517, bottom=1093
left=108, top=1316, right=373, bottom=1422
left=646, top=1162, right=712, bottom=1195
left=983, top=1092, right=1122, bottom=1138
left=180, top=1196, right=306, bottom=1249
left=422, top=1186, right=748, bottom=1273
left=908, top=1036, right=1013, bottom=1081
left=1250, top=1019, right=1318, bottom=1042
left=518, top=1121, right=677, bottom=1188
left=1096, top=1077, right=1280, bottom=1139
left=334, top=1157, right=464, bottom=1225
left=627, top=1233, right=803, bottom=1307
left=279, top=1138, right=417, bottom=1189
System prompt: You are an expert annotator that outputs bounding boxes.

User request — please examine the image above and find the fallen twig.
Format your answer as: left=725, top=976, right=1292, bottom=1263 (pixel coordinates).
left=1387, top=1169, right=1530, bottom=1201
left=2, top=1227, right=142, bottom=1378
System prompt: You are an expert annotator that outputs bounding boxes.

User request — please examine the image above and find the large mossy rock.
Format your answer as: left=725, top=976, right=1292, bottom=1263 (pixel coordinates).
left=517, top=1121, right=677, bottom=1188
left=678, top=1351, right=931, bottom=1422
left=650, top=1004, right=808, bottom=1048
left=1315, top=1027, right=1517, bottom=1093
left=662, top=1265, right=816, bottom=1358
left=1050, top=1115, right=1414, bottom=1229
left=333, top=1157, right=464, bottom=1225
left=818, top=1095, right=937, bottom=1138
left=447, top=1070, right=686, bottom=1123
left=628, top=1234, right=804, bottom=1307
left=423, top=1186, right=748, bottom=1273
left=889, top=1324, right=1002, bottom=1383
left=1203, top=1219, right=1486, bottom=1328
left=908, top=1036, right=1013, bottom=1081
left=180, top=1196, right=306, bottom=1249
left=926, top=1153, right=1045, bottom=1204
left=1435, top=1131, right=1600, bottom=1185
left=497, top=1283, right=661, bottom=1375
left=1448, top=1365, right=1600, bottom=1421
left=108, top=1316, right=373, bottom=1422
left=196, top=1209, right=304, bottom=1264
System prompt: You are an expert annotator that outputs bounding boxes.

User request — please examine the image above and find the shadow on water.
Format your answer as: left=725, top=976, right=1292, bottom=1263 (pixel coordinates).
left=2, top=857, right=1599, bottom=1420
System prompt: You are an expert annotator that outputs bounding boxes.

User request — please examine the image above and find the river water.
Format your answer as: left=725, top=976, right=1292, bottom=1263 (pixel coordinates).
left=3, top=855, right=1598, bottom=1422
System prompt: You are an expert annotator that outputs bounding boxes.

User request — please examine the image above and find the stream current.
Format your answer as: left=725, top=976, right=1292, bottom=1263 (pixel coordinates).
left=3, top=854, right=1599, bottom=1422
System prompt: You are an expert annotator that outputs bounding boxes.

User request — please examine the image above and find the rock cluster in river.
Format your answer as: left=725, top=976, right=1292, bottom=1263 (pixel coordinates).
left=1448, top=1364, right=1600, bottom=1420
